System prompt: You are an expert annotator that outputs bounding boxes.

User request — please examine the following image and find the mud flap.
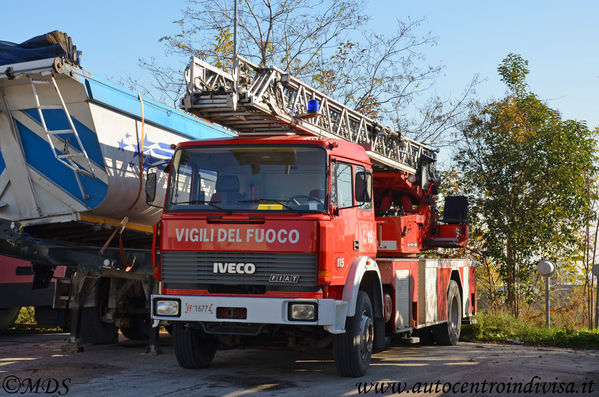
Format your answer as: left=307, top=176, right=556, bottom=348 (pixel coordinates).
left=373, top=317, right=388, bottom=351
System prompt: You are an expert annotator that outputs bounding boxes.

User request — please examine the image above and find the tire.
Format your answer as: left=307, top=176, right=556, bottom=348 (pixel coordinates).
left=172, top=322, right=217, bottom=369
left=333, top=291, right=374, bottom=377
left=35, top=306, right=70, bottom=331
left=78, top=307, right=118, bottom=344
left=78, top=277, right=118, bottom=344
left=0, top=307, right=21, bottom=333
left=120, top=315, right=150, bottom=341
left=434, top=280, right=462, bottom=346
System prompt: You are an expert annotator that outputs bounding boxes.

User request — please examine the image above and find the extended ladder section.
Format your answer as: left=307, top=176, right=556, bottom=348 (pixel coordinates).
left=181, top=56, right=436, bottom=174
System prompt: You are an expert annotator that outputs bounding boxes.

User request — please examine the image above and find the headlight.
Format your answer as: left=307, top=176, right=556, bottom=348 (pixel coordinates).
left=289, top=303, right=317, bottom=321
left=155, top=299, right=180, bottom=316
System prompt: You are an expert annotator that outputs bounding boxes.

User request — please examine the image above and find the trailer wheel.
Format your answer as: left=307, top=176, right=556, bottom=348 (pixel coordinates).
left=434, top=280, right=462, bottom=345
left=0, top=307, right=21, bottom=333
left=173, top=323, right=216, bottom=369
left=79, top=307, right=118, bottom=344
left=35, top=306, right=70, bottom=331
left=120, top=315, right=150, bottom=340
left=333, top=290, right=374, bottom=377
left=78, top=282, right=117, bottom=344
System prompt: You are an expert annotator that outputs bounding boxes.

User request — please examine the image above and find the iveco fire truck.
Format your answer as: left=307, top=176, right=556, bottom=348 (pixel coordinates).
left=149, top=56, right=475, bottom=377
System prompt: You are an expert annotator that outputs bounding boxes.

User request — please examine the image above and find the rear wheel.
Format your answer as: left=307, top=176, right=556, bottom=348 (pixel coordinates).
left=78, top=278, right=117, bottom=344
left=173, top=323, right=217, bottom=369
left=120, top=315, right=150, bottom=341
left=78, top=307, right=118, bottom=344
left=434, top=280, right=462, bottom=345
left=35, top=306, right=70, bottom=331
left=333, top=291, right=374, bottom=377
left=0, top=307, right=21, bottom=333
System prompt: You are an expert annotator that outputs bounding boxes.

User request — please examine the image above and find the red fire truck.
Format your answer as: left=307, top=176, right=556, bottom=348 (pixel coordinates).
left=149, top=57, right=475, bottom=376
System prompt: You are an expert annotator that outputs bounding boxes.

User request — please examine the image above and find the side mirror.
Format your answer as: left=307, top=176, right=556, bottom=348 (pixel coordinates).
left=355, top=171, right=372, bottom=203
left=163, top=161, right=171, bottom=175
left=145, top=172, right=157, bottom=204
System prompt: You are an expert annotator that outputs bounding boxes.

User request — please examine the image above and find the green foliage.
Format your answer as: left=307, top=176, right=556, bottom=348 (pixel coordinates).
left=9, top=307, right=61, bottom=333
left=497, top=53, right=529, bottom=95
left=15, top=306, right=35, bottom=324
left=463, top=311, right=599, bottom=349
left=455, top=54, right=598, bottom=316
left=213, top=27, right=234, bottom=70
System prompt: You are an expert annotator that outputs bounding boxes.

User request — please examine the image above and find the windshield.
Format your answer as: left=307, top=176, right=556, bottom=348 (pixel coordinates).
left=166, top=145, right=327, bottom=212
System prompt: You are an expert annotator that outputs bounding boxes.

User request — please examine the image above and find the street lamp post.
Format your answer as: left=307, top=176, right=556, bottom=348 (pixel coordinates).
left=537, top=260, right=555, bottom=329
left=592, top=264, right=599, bottom=329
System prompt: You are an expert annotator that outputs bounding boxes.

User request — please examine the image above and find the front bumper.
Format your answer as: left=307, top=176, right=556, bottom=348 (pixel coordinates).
left=151, top=294, right=348, bottom=334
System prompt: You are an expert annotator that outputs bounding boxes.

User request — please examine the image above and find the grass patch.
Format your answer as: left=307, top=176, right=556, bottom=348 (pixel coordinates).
left=462, top=311, right=599, bottom=349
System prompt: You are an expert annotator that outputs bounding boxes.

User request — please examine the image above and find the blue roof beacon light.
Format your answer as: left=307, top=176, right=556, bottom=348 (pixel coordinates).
left=307, top=99, right=320, bottom=114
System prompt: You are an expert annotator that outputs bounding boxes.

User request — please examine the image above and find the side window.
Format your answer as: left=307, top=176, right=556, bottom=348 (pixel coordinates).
left=356, top=165, right=373, bottom=211
left=332, top=162, right=353, bottom=207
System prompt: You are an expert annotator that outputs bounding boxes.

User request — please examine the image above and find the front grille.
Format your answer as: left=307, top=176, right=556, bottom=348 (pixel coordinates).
left=161, top=251, right=317, bottom=288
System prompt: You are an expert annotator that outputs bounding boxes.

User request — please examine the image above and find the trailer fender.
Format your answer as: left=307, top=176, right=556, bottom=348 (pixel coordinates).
left=342, top=256, right=383, bottom=318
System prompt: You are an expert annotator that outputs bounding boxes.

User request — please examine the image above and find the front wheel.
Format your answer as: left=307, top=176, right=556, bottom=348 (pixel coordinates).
left=333, top=291, right=374, bottom=377
left=434, top=280, right=462, bottom=345
left=173, top=323, right=217, bottom=369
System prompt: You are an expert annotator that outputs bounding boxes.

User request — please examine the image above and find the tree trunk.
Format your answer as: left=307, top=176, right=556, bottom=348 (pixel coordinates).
left=590, top=218, right=599, bottom=328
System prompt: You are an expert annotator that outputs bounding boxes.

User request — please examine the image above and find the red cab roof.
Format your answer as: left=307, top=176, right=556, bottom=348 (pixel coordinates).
left=177, top=135, right=372, bottom=165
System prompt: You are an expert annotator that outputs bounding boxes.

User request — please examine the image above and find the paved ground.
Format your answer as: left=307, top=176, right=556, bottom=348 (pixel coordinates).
left=0, top=331, right=597, bottom=396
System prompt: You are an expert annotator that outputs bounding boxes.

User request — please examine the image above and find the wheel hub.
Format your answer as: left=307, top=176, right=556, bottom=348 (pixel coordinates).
left=359, top=312, right=374, bottom=360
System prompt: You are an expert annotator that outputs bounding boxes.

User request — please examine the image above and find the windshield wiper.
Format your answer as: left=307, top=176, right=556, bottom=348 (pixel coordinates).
left=172, top=200, right=232, bottom=214
left=237, top=198, right=295, bottom=211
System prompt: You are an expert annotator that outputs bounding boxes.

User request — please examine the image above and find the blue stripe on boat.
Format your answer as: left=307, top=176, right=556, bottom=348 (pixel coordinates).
left=0, top=152, right=5, bottom=175
left=16, top=120, right=108, bottom=208
left=23, top=108, right=106, bottom=169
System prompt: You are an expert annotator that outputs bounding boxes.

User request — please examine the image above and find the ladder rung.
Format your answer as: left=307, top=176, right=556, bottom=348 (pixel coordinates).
left=36, top=105, right=64, bottom=110
left=56, top=278, right=72, bottom=284
left=48, top=129, right=74, bottom=135
left=57, top=153, right=85, bottom=159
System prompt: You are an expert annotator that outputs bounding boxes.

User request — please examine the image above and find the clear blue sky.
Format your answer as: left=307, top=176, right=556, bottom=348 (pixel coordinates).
left=1, top=0, right=597, bottom=129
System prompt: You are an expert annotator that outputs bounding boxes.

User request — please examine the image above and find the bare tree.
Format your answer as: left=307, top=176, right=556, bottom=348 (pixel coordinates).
left=133, top=0, right=476, bottom=146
